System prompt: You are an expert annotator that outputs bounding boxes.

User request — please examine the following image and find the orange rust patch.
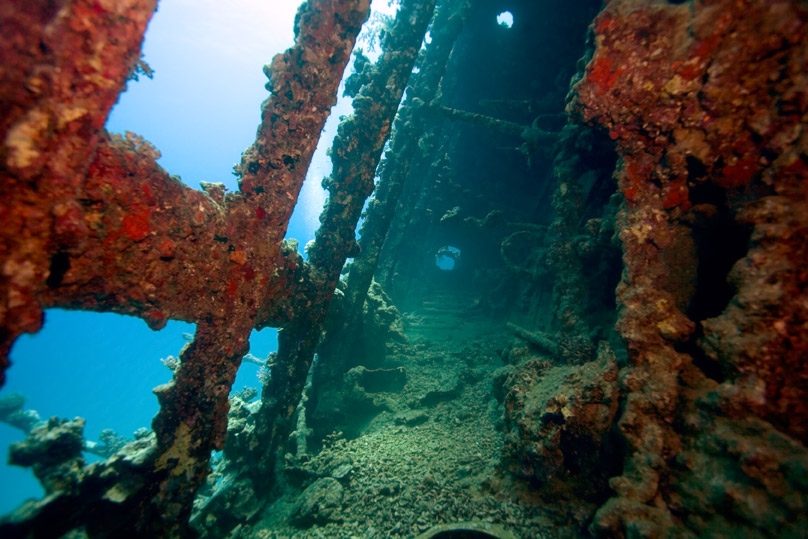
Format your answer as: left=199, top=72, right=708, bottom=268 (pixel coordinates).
left=589, top=56, right=623, bottom=96
left=230, top=250, right=248, bottom=265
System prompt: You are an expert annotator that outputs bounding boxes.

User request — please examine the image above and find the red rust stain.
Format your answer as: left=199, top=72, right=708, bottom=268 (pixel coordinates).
left=718, top=157, right=758, bottom=188
left=677, top=62, right=702, bottom=81
left=255, top=206, right=267, bottom=220
left=693, top=13, right=731, bottom=59
left=662, top=178, right=690, bottom=209
left=227, top=279, right=238, bottom=298
left=622, top=159, right=651, bottom=203
left=589, top=56, right=623, bottom=96
left=122, top=207, right=150, bottom=241
left=146, top=310, right=164, bottom=321
left=159, top=238, right=176, bottom=259
left=595, top=14, right=617, bottom=34
left=141, top=182, right=157, bottom=206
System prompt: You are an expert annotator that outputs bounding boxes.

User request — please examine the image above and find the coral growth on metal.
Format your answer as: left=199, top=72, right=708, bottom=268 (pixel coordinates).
left=570, top=0, right=808, bottom=535
left=0, top=0, right=371, bottom=534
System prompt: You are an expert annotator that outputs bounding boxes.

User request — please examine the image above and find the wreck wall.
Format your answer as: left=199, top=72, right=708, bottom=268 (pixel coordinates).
left=569, top=0, right=808, bottom=535
left=373, top=0, right=808, bottom=535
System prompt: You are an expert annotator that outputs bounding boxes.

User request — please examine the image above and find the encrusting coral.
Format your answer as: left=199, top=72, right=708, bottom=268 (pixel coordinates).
left=569, top=0, right=808, bottom=535
left=306, top=2, right=470, bottom=450
left=0, top=0, right=372, bottom=535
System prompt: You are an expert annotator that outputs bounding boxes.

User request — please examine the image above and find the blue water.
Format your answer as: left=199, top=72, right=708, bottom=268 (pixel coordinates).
left=0, top=0, right=359, bottom=515
left=1, top=313, right=194, bottom=509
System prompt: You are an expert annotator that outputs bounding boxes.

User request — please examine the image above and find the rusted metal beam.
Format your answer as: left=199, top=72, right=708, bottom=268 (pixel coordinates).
left=334, top=1, right=469, bottom=363
left=252, top=0, right=437, bottom=490
left=0, top=0, right=371, bottom=534
left=0, top=0, right=158, bottom=383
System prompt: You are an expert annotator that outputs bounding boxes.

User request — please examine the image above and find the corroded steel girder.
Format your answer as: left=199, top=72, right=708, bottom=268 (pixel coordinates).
left=252, top=0, right=437, bottom=489
left=0, top=0, right=370, bottom=535
left=336, top=1, right=469, bottom=359
left=569, top=0, right=808, bottom=535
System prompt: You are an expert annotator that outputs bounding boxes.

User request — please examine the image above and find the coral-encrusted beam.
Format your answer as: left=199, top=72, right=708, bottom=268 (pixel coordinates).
left=252, top=0, right=437, bottom=487
left=233, top=0, right=373, bottom=294
left=569, top=0, right=808, bottom=535
left=0, top=0, right=371, bottom=535
left=112, top=1, right=371, bottom=533
left=37, top=120, right=305, bottom=331
left=0, top=0, right=158, bottom=385
left=337, top=1, right=468, bottom=360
